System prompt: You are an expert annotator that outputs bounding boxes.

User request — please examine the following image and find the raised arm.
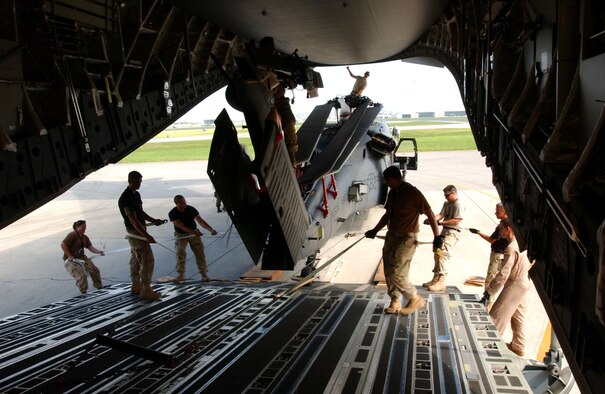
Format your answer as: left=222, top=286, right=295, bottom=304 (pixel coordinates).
left=346, top=66, right=357, bottom=78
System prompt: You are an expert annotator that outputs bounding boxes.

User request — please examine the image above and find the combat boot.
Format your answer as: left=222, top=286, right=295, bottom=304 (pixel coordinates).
left=422, top=273, right=438, bottom=288
left=140, top=284, right=161, bottom=301
left=131, top=280, right=142, bottom=295
left=384, top=298, right=401, bottom=314
left=427, top=275, right=446, bottom=292
left=399, top=295, right=426, bottom=316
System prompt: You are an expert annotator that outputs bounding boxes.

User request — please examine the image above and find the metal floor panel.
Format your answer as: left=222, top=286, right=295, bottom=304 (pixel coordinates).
left=0, top=283, right=531, bottom=393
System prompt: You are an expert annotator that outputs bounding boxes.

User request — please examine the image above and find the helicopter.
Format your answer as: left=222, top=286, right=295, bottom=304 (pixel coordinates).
left=207, top=43, right=418, bottom=271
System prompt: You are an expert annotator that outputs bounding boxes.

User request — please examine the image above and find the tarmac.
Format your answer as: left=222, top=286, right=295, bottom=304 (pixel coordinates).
left=0, top=150, right=551, bottom=361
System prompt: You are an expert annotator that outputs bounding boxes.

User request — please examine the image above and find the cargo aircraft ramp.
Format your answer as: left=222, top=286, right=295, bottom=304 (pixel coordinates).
left=0, top=282, right=530, bottom=393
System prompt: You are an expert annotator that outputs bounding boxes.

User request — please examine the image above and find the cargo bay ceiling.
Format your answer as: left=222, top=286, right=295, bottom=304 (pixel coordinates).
left=0, top=0, right=450, bottom=230
left=173, top=1, right=449, bottom=65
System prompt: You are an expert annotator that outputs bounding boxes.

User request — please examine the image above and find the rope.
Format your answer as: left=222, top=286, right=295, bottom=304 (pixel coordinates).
left=2, top=230, right=240, bottom=287
left=126, top=231, right=245, bottom=281
left=274, top=235, right=367, bottom=299
left=460, top=189, right=498, bottom=225
left=87, top=247, right=132, bottom=261
left=125, top=232, right=184, bottom=254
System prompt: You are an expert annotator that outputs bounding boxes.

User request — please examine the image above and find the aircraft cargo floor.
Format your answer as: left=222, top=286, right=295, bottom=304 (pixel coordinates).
left=0, top=282, right=530, bottom=393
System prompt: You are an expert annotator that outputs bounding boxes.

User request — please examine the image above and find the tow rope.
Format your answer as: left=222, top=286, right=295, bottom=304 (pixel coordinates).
left=274, top=235, right=367, bottom=299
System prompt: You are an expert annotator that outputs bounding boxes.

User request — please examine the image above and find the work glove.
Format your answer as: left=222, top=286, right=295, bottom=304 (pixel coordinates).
left=479, top=291, right=490, bottom=306
left=469, top=228, right=479, bottom=234
left=432, top=235, right=444, bottom=250
left=364, top=229, right=378, bottom=239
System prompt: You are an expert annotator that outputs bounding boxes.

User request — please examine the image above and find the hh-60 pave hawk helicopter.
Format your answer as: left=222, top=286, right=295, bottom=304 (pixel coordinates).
left=207, top=41, right=418, bottom=275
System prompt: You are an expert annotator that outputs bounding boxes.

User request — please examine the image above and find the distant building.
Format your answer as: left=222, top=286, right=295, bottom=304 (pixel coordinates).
left=203, top=119, right=214, bottom=125
left=391, top=110, right=466, bottom=119
left=444, top=110, right=466, bottom=117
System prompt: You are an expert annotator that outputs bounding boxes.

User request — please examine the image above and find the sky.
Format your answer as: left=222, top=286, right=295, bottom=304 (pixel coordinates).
left=177, top=60, right=465, bottom=123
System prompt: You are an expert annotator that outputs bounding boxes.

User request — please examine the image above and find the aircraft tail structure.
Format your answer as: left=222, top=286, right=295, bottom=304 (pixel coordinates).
left=210, top=79, right=311, bottom=270
left=208, top=110, right=271, bottom=263
left=258, top=107, right=311, bottom=269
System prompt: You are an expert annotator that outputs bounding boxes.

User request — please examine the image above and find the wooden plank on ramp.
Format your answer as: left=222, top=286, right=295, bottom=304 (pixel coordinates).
left=240, top=265, right=282, bottom=281
left=373, top=258, right=386, bottom=287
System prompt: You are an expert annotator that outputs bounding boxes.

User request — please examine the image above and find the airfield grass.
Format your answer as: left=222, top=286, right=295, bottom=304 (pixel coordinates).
left=153, top=117, right=469, bottom=139
left=120, top=139, right=255, bottom=163
left=399, top=128, right=475, bottom=151
left=155, top=127, right=217, bottom=138
left=120, top=126, right=474, bottom=163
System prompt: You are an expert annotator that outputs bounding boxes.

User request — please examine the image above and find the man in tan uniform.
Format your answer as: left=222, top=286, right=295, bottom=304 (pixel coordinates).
left=481, top=218, right=532, bottom=357
left=423, top=185, right=464, bottom=291
left=365, top=166, right=441, bottom=316
left=169, top=195, right=218, bottom=283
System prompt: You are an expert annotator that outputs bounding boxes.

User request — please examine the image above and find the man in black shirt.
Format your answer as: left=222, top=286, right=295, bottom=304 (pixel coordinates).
left=118, top=171, right=164, bottom=300
left=169, top=195, right=217, bottom=283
